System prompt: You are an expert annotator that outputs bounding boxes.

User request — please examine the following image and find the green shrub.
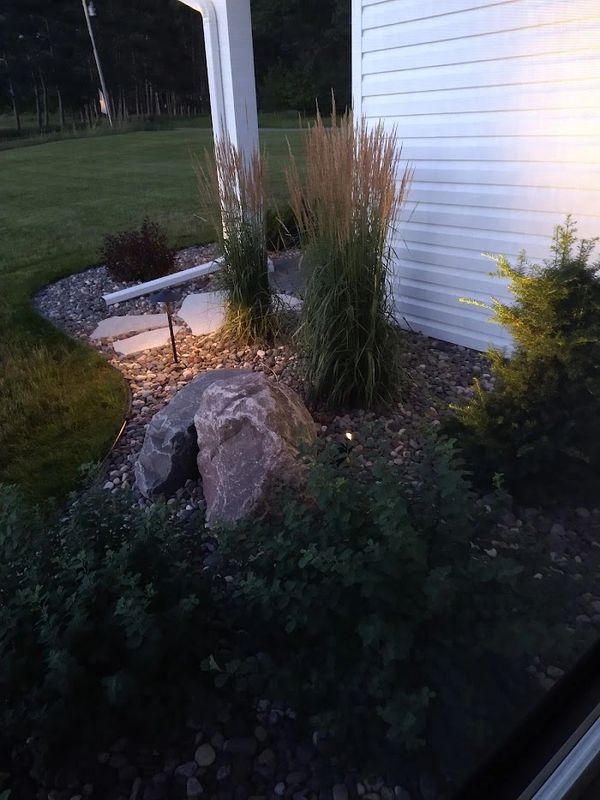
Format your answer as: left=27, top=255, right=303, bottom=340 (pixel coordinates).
left=287, top=110, right=412, bottom=408
left=194, top=140, right=274, bottom=344
left=215, top=436, right=565, bottom=775
left=448, top=218, right=600, bottom=502
left=0, top=486, right=219, bottom=744
left=101, top=218, right=175, bottom=282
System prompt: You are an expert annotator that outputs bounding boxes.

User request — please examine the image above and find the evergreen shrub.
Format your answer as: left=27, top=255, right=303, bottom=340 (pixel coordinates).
left=448, top=218, right=600, bottom=502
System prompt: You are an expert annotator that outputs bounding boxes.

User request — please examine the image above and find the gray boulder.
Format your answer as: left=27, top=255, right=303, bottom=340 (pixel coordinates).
left=193, top=372, right=315, bottom=526
left=135, top=369, right=250, bottom=497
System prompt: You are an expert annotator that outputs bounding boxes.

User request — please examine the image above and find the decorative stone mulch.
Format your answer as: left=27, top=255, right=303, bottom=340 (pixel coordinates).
left=8, top=699, right=425, bottom=800
left=29, top=247, right=600, bottom=800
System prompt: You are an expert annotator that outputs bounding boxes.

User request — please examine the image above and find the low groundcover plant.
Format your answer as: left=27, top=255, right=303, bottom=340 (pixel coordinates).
left=212, top=434, right=569, bottom=777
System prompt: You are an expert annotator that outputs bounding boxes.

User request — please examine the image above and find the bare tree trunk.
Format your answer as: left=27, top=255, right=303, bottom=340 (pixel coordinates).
left=8, top=77, right=21, bottom=132
left=33, top=80, right=42, bottom=132
left=39, top=70, right=49, bottom=129
left=57, top=88, right=64, bottom=129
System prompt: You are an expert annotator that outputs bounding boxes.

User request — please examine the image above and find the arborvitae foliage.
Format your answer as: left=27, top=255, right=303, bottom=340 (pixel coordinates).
left=449, top=217, right=600, bottom=502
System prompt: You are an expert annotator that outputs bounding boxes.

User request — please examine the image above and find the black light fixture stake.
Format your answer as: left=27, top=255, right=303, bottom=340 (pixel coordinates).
left=151, top=289, right=179, bottom=364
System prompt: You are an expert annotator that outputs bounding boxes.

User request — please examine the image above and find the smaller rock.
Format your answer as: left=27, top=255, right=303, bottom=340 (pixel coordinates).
left=394, top=788, right=411, bottom=800
left=130, top=777, right=143, bottom=800
left=211, top=732, right=225, bottom=750
left=175, top=762, right=199, bottom=780
left=224, top=737, right=258, bottom=758
left=287, top=771, right=308, bottom=786
left=110, top=737, right=128, bottom=753
left=187, top=777, right=203, bottom=800
left=254, top=726, right=268, bottom=743
left=109, top=753, right=128, bottom=769
left=546, top=665, right=565, bottom=680
left=195, top=744, right=216, bottom=768
left=274, top=783, right=286, bottom=797
left=144, top=784, right=165, bottom=800
left=332, top=786, right=348, bottom=800
left=418, top=773, right=438, bottom=800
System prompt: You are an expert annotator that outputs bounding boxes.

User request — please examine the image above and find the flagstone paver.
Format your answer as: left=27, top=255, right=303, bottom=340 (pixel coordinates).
left=90, top=313, right=169, bottom=340
left=177, top=291, right=227, bottom=336
left=113, top=326, right=183, bottom=356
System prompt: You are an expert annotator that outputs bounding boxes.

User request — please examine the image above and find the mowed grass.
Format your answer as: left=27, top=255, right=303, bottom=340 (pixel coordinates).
left=1, top=128, right=303, bottom=499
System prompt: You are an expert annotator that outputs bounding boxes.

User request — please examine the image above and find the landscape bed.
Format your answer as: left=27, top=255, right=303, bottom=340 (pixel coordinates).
left=3, top=243, right=594, bottom=800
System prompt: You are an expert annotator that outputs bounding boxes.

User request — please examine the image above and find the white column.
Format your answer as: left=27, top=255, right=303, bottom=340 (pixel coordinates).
left=176, top=0, right=259, bottom=162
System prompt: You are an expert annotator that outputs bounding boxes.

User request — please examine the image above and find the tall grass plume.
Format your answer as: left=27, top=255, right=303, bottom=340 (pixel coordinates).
left=287, top=109, right=412, bottom=408
left=194, top=139, right=273, bottom=343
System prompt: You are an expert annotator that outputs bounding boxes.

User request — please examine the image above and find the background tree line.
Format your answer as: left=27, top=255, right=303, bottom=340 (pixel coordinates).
left=0, top=0, right=350, bottom=135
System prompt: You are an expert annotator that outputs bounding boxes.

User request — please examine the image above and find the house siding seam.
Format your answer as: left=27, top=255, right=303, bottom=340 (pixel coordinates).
left=352, top=0, right=600, bottom=350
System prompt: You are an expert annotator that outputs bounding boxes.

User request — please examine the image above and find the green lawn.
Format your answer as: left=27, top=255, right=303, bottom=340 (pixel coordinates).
left=0, top=128, right=303, bottom=499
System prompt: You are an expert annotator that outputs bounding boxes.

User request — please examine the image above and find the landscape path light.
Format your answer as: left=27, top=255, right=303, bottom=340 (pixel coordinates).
left=151, top=288, right=180, bottom=363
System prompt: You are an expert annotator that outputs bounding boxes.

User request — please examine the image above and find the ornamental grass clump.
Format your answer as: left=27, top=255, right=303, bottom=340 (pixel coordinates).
left=194, top=140, right=273, bottom=344
left=448, top=217, right=600, bottom=502
left=287, top=109, right=412, bottom=408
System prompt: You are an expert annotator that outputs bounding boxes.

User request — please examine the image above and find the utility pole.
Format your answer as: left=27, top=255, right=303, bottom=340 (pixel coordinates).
left=81, top=0, right=113, bottom=127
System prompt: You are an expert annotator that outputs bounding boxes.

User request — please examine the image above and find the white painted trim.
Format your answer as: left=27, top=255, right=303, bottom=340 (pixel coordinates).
left=528, top=709, right=600, bottom=800
left=175, top=0, right=227, bottom=142
left=351, top=0, right=363, bottom=118
left=102, top=259, right=223, bottom=305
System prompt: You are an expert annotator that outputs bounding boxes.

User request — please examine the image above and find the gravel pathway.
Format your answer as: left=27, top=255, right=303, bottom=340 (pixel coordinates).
left=29, top=247, right=600, bottom=800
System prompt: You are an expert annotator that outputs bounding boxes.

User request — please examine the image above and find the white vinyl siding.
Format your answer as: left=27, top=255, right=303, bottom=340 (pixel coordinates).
left=352, top=0, right=600, bottom=349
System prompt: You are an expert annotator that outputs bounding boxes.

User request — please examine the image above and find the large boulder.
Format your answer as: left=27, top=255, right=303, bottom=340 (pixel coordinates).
left=135, top=369, right=250, bottom=497
left=193, top=372, right=315, bottom=526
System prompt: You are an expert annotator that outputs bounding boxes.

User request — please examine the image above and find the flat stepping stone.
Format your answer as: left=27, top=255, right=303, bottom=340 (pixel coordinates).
left=178, top=291, right=301, bottom=336
left=277, top=293, right=302, bottom=310
left=113, top=326, right=182, bottom=356
left=91, top=313, right=168, bottom=340
left=178, top=291, right=227, bottom=335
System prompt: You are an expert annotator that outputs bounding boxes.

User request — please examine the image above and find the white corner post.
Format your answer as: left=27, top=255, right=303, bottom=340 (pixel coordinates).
left=176, top=0, right=259, bottom=163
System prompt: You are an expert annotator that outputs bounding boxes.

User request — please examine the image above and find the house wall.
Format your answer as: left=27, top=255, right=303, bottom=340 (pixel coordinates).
left=352, top=0, right=600, bottom=350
